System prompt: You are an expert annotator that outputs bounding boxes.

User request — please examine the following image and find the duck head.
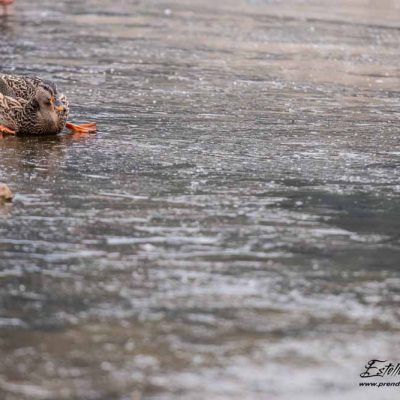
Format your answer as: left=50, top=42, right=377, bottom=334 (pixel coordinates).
left=34, top=85, right=68, bottom=134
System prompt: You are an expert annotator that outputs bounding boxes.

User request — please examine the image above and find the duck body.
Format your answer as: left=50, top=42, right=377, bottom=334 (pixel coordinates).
left=0, top=74, right=69, bottom=135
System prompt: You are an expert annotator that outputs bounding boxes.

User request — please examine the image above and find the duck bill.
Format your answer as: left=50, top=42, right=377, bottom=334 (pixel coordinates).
left=54, top=99, right=66, bottom=112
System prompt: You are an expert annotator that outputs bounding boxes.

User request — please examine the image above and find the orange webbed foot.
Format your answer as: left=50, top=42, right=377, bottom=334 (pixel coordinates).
left=0, top=125, right=16, bottom=135
left=65, top=122, right=97, bottom=134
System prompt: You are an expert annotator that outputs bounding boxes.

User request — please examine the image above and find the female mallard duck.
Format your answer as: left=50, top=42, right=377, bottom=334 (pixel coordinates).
left=0, top=74, right=96, bottom=135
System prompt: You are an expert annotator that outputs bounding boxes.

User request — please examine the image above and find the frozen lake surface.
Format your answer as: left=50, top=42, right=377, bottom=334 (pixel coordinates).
left=1, top=0, right=400, bottom=399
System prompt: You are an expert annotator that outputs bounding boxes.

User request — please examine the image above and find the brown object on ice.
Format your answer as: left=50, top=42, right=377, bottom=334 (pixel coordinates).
left=0, top=183, right=13, bottom=202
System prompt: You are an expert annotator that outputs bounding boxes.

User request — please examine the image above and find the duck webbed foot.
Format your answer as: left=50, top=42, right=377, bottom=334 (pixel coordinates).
left=0, top=125, right=16, bottom=135
left=65, top=122, right=97, bottom=134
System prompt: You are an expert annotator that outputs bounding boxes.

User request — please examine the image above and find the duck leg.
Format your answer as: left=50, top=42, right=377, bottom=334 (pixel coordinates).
left=0, top=125, right=16, bottom=135
left=65, top=122, right=97, bottom=134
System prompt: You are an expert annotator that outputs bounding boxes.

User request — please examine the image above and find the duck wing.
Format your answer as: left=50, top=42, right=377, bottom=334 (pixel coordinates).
left=0, top=74, right=41, bottom=100
left=0, top=76, right=17, bottom=98
left=0, top=92, right=28, bottom=130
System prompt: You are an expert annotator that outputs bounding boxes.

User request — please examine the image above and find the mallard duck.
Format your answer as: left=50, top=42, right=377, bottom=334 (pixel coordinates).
left=0, top=74, right=96, bottom=135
